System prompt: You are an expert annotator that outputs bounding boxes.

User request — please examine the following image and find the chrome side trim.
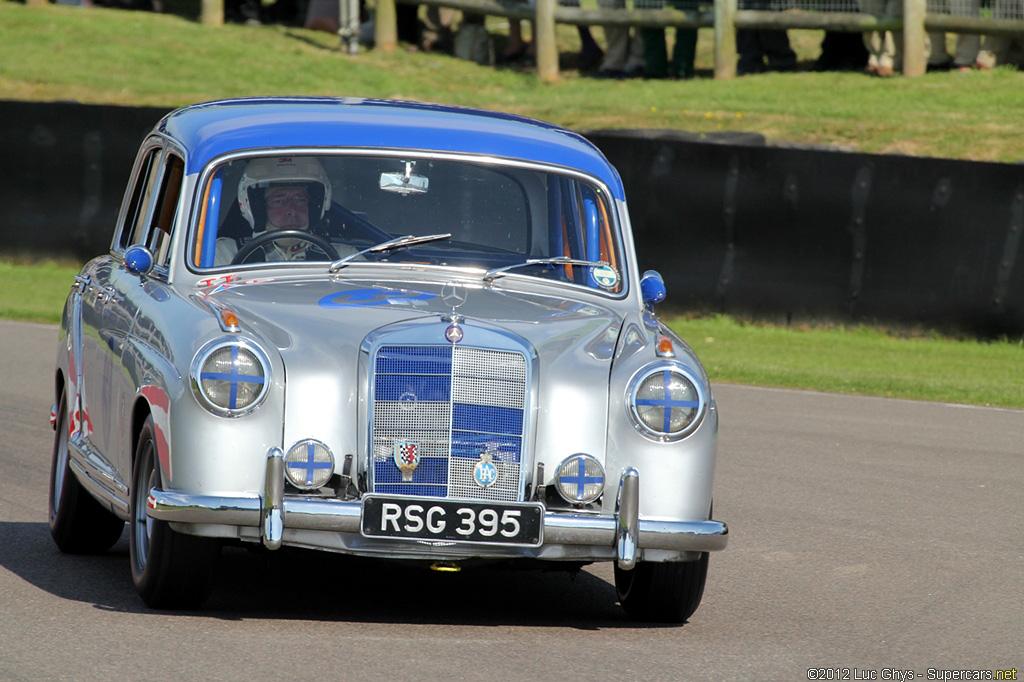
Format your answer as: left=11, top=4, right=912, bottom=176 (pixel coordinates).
left=147, top=488, right=729, bottom=553
left=615, top=467, right=639, bottom=570
left=262, top=447, right=284, bottom=550
left=68, top=438, right=129, bottom=518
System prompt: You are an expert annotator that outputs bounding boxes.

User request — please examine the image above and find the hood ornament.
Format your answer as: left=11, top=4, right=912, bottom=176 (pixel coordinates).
left=441, top=281, right=468, bottom=311
left=441, top=281, right=467, bottom=342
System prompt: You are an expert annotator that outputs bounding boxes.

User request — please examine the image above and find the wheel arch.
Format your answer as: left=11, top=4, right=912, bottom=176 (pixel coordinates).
left=130, top=395, right=153, bottom=471
left=54, top=369, right=66, bottom=415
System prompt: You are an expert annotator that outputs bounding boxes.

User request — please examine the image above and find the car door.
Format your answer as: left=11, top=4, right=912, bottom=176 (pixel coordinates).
left=107, top=146, right=185, bottom=481
left=78, top=146, right=159, bottom=470
left=78, top=142, right=183, bottom=490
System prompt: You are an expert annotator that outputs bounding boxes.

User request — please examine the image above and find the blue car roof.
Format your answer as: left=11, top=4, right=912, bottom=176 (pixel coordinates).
left=156, top=97, right=625, bottom=200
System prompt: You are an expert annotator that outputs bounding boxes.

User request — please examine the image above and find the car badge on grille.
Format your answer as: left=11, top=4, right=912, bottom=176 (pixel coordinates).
left=399, top=390, right=417, bottom=411
left=393, top=441, right=421, bottom=482
left=445, top=323, right=464, bottom=344
left=473, top=450, right=499, bottom=488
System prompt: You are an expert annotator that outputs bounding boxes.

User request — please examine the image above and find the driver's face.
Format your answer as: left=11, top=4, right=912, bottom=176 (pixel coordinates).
left=264, top=186, right=310, bottom=231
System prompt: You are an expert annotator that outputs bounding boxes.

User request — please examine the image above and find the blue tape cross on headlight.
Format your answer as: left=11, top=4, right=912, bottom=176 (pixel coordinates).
left=200, top=345, right=266, bottom=410
left=635, top=370, right=700, bottom=433
left=559, top=456, right=604, bottom=501
left=288, top=442, right=334, bottom=487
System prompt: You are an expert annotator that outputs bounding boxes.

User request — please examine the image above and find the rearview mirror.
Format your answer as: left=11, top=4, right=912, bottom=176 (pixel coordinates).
left=380, top=161, right=429, bottom=195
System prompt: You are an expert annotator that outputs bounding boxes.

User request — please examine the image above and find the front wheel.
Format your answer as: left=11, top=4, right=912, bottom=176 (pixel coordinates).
left=614, top=553, right=709, bottom=623
left=129, top=416, right=221, bottom=609
left=49, top=387, right=125, bottom=554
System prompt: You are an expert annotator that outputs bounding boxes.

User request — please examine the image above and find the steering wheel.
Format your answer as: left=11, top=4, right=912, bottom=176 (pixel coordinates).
left=231, top=230, right=341, bottom=265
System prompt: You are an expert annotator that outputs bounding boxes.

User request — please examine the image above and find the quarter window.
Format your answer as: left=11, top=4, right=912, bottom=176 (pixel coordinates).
left=118, top=145, right=183, bottom=270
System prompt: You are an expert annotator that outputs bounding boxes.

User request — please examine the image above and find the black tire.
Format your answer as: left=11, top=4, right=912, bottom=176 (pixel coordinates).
left=614, top=553, right=709, bottom=623
left=48, top=388, right=125, bottom=554
left=129, top=416, right=221, bottom=609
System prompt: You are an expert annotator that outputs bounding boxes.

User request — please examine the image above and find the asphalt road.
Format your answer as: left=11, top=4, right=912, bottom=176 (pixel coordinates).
left=1, top=319, right=1021, bottom=682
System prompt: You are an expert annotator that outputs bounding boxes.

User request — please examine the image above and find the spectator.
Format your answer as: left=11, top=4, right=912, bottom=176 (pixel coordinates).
left=501, top=5, right=603, bottom=69
left=591, top=0, right=645, bottom=78
left=859, top=0, right=900, bottom=76
left=813, top=0, right=867, bottom=71
left=639, top=0, right=697, bottom=79
left=978, top=0, right=1024, bottom=68
left=305, top=0, right=427, bottom=50
left=736, top=0, right=796, bottom=75
left=815, top=31, right=868, bottom=72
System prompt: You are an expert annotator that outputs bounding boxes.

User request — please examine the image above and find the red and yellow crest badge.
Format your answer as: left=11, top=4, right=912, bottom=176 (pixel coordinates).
left=393, top=441, right=420, bottom=482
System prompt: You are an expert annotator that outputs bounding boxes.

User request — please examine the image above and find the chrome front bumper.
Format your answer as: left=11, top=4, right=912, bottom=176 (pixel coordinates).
left=146, top=455, right=728, bottom=567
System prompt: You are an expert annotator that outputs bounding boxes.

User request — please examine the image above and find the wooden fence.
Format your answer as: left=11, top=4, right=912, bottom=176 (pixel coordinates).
left=373, top=0, right=1024, bottom=81
left=41, top=0, right=1020, bottom=81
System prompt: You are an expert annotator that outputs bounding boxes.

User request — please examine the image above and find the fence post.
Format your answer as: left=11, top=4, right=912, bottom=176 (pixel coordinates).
left=714, top=0, right=737, bottom=79
left=375, top=0, right=398, bottom=52
left=536, top=0, right=559, bottom=82
left=200, top=0, right=224, bottom=26
left=903, top=0, right=927, bottom=76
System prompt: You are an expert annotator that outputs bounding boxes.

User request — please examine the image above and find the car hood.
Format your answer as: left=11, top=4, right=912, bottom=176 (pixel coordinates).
left=204, top=276, right=624, bottom=365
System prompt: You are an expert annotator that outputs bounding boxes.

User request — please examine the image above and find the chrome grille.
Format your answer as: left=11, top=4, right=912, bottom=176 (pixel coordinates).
left=371, top=345, right=527, bottom=501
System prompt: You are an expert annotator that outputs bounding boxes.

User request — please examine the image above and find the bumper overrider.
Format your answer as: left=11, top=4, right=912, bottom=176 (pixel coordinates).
left=146, top=449, right=728, bottom=568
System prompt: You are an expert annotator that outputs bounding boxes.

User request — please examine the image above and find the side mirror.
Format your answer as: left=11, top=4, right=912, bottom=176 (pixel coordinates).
left=124, top=244, right=155, bottom=276
left=640, top=270, right=666, bottom=305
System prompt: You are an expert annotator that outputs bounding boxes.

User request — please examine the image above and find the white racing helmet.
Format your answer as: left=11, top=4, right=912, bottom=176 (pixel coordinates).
left=237, top=156, right=332, bottom=230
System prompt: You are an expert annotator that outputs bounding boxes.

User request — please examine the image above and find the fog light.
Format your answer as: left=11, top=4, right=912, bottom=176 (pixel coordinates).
left=555, top=454, right=605, bottom=504
left=284, top=440, right=335, bottom=490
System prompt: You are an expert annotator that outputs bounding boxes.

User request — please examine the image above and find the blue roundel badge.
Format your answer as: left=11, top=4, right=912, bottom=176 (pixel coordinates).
left=473, top=455, right=498, bottom=488
left=592, top=265, right=618, bottom=290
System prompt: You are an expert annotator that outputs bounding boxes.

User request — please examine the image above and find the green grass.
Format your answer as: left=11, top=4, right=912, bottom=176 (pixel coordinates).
left=2, top=260, right=1021, bottom=408
left=1, top=1, right=1023, bottom=161
left=666, top=314, right=1024, bottom=408
left=0, top=260, right=78, bottom=323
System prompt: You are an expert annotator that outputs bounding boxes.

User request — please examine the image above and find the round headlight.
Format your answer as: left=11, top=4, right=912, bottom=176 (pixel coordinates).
left=628, top=364, right=706, bottom=441
left=284, top=440, right=335, bottom=490
left=555, top=454, right=605, bottom=504
left=191, top=340, right=270, bottom=416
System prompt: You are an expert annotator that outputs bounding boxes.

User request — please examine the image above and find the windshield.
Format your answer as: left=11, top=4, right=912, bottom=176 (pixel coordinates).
left=191, top=152, right=624, bottom=293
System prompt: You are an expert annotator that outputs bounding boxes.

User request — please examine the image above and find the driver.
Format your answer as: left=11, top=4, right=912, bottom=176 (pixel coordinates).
left=215, top=156, right=333, bottom=264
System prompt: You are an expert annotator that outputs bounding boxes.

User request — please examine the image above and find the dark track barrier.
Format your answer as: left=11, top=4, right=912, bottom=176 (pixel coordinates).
left=1, top=100, right=166, bottom=260
left=590, top=130, right=1024, bottom=336
left=2, top=100, right=1022, bottom=336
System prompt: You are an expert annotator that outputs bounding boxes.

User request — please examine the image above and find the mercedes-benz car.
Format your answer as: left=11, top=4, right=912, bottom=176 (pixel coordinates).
left=49, top=96, right=727, bottom=621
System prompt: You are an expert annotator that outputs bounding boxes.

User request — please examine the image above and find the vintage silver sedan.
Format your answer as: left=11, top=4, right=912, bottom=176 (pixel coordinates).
left=49, top=97, right=727, bottom=621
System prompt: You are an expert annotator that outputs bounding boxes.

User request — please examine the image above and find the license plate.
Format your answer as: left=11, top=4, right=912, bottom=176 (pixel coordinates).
left=361, top=495, right=543, bottom=546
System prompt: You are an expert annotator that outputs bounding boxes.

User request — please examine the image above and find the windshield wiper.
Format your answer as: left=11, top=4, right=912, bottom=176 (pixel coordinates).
left=328, top=233, right=452, bottom=273
left=482, top=257, right=610, bottom=283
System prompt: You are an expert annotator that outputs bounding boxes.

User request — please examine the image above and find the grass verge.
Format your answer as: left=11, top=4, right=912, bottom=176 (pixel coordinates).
left=0, top=260, right=78, bottom=324
left=1, top=2, right=1023, bottom=161
left=666, top=314, right=1024, bottom=408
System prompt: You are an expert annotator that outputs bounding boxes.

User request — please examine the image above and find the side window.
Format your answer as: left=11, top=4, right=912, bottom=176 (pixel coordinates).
left=117, top=148, right=184, bottom=270
left=118, top=148, right=159, bottom=251
left=148, top=154, right=184, bottom=267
